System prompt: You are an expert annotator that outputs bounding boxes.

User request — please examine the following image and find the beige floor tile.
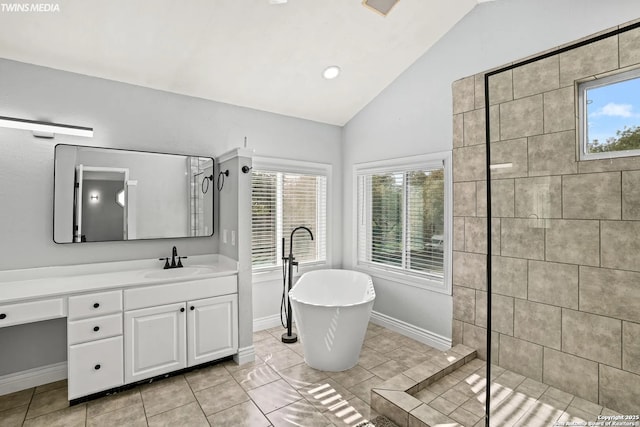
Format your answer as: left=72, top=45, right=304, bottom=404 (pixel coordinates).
left=568, top=396, right=603, bottom=416
left=195, top=379, right=249, bottom=416
left=207, top=400, right=270, bottom=427
left=24, top=387, right=69, bottom=420
left=0, top=389, right=33, bottom=412
left=278, top=363, right=329, bottom=390
left=86, top=389, right=142, bottom=419
left=266, top=399, right=333, bottom=427
left=147, top=401, right=208, bottom=427
left=283, top=341, right=305, bottom=356
left=494, top=370, right=526, bottom=390
left=247, top=379, right=302, bottom=414
left=298, top=379, right=355, bottom=413
left=184, top=363, right=233, bottom=392
left=515, top=378, right=548, bottom=400
left=356, top=347, right=390, bottom=370
left=410, top=403, right=458, bottom=427
left=369, top=360, right=410, bottom=380
left=0, top=404, right=28, bottom=427
left=263, top=348, right=304, bottom=373
left=414, top=388, right=438, bottom=404
left=425, top=375, right=461, bottom=395
left=34, top=380, right=67, bottom=395
left=348, top=375, right=385, bottom=404
left=23, top=404, right=86, bottom=427
left=254, top=336, right=289, bottom=359
left=253, top=330, right=273, bottom=342
left=384, top=346, right=429, bottom=367
left=364, top=334, right=403, bottom=354
left=323, top=396, right=375, bottom=426
left=141, top=375, right=196, bottom=418
left=429, top=396, right=459, bottom=415
left=88, top=402, right=146, bottom=427
left=328, top=365, right=374, bottom=389
left=450, top=406, right=482, bottom=426
left=222, top=355, right=264, bottom=375
left=231, top=363, right=281, bottom=391
left=441, top=388, right=472, bottom=407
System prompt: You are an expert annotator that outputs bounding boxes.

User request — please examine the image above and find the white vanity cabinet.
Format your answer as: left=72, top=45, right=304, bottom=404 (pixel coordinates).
left=123, top=276, right=238, bottom=384
left=67, top=290, right=124, bottom=400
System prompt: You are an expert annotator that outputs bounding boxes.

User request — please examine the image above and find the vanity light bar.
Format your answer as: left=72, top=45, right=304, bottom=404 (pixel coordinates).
left=0, top=115, right=93, bottom=138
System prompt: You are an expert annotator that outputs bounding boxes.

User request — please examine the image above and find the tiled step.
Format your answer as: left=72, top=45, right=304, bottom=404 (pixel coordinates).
left=371, top=344, right=477, bottom=427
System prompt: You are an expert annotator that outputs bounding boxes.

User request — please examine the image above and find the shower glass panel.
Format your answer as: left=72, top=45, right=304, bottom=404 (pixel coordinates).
left=486, top=26, right=640, bottom=425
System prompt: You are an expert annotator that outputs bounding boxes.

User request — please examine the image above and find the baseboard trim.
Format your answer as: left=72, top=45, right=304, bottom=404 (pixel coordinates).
left=253, top=314, right=283, bottom=332
left=370, top=311, right=451, bottom=351
left=0, top=362, right=67, bottom=396
left=233, top=345, right=256, bottom=365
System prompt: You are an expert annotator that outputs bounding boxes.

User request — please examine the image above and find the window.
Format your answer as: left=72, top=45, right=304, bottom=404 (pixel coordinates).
left=579, top=67, right=640, bottom=160
left=355, top=153, right=451, bottom=293
left=251, top=158, right=328, bottom=271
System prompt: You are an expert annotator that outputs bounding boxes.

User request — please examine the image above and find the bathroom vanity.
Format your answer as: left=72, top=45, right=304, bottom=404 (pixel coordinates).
left=0, top=255, right=239, bottom=402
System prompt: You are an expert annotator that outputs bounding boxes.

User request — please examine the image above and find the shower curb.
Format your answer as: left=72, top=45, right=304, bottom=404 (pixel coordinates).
left=370, top=344, right=477, bottom=427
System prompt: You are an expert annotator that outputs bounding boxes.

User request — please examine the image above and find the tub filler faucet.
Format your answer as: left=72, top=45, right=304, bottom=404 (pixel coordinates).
left=282, top=226, right=314, bottom=344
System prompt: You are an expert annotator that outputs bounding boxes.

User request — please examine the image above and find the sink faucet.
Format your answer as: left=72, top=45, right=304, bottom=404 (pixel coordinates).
left=159, top=246, right=187, bottom=269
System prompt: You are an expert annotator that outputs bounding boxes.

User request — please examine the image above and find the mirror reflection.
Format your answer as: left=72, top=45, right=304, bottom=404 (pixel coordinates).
left=54, top=144, right=214, bottom=243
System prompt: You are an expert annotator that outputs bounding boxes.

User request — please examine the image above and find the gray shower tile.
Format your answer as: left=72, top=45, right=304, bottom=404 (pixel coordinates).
left=491, top=255, right=527, bottom=299
left=545, top=219, right=599, bottom=266
left=453, top=113, right=464, bottom=148
left=453, top=76, right=475, bottom=114
left=514, top=300, right=561, bottom=350
left=562, top=309, right=622, bottom=367
left=490, top=138, right=528, bottom=179
left=514, top=175, right=562, bottom=219
left=488, top=69, right=513, bottom=105
left=580, top=266, right=640, bottom=323
left=623, top=321, right=640, bottom=375
left=543, top=348, right=598, bottom=403
left=453, top=286, right=475, bottom=324
left=528, top=260, right=578, bottom=309
left=453, top=145, right=486, bottom=182
left=623, top=170, right=640, bottom=220
left=562, top=172, right=621, bottom=220
left=500, top=218, right=545, bottom=260
left=499, top=336, right=543, bottom=382
left=490, top=179, right=515, bottom=217
left=599, top=365, right=640, bottom=415
left=601, top=221, right=640, bottom=272
left=620, top=26, right=640, bottom=67
left=500, top=95, right=543, bottom=140
left=528, top=130, right=577, bottom=176
left=559, top=36, right=618, bottom=86
left=453, top=182, right=477, bottom=217
left=453, top=217, right=465, bottom=251
left=475, top=73, right=486, bottom=109
left=452, top=251, right=486, bottom=290
left=464, top=217, right=487, bottom=254
left=464, top=108, right=486, bottom=146
left=513, top=55, right=560, bottom=99
left=543, top=86, right=575, bottom=133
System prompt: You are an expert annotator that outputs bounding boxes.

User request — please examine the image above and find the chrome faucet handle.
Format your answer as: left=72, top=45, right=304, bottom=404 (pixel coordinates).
left=158, top=258, right=170, bottom=269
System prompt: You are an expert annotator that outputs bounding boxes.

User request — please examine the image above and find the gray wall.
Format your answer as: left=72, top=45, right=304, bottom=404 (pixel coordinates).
left=342, top=0, right=640, bottom=338
left=0, top=59, right=341, bottom=376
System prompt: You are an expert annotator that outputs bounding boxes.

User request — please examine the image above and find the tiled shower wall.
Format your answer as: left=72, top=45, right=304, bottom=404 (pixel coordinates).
left=451, top=21, right=640, bottom=414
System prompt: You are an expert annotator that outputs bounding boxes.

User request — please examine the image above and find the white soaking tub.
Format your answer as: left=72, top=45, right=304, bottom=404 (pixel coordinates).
left=289, top=269, right=375, bottom=371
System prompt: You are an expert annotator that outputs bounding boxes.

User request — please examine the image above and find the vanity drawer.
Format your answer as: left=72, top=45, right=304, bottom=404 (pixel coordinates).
left=68, top=290, right=122, bottom=320
left=68, top=336, right=124, bottom=400
left=68, top=313, right=123, bottom=345
left=124, top=275, right=237, bottom=310
left=0, top=298, right=65, bottom=328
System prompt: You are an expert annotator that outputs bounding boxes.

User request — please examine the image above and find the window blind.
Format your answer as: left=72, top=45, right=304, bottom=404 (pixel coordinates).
left=251, top=170, right=327, bottom=269
left=357, top=167, right=445, bottom=278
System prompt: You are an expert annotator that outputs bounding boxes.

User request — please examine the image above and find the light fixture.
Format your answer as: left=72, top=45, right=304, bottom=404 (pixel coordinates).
left=269, top=0, right=287, bottom=4
left=0, top=115, right=93, bottom=138
left=322, top=66, right=341, bottom=80
left=90, top=193, right=99, bottom=202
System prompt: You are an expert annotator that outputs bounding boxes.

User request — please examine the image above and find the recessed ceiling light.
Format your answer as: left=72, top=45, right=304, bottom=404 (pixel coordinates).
left=269, top=0, right=287, bottom=4
left=322, top=66, right=341, bottom=80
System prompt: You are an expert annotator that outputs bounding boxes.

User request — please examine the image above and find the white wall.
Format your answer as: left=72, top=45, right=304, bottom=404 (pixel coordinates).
left=342, top=0, right=640, bottom=339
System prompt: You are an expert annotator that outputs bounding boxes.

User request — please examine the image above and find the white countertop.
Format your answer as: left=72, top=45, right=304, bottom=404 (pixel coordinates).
left=0, top=254, right=238, bottom=304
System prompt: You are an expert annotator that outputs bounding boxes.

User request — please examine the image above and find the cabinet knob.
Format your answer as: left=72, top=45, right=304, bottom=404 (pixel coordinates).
left=0, top=314, right=6, bottom=320
left=180, top=307, right=185, bottom=313
left=93, top=326, right=100, bottom=332
left=94, top=364, right=101, bottom=370
left=190, top=306, right=195, bottom=311
left=93, top=303, right=100, bottom=309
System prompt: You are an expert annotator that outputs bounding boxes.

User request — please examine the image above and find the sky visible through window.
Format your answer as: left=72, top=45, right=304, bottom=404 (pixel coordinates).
left=586, top=76, right=640, bottom=152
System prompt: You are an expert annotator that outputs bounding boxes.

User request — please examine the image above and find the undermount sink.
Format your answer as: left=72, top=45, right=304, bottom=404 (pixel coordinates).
left=144, top=266, right=219, bottom=279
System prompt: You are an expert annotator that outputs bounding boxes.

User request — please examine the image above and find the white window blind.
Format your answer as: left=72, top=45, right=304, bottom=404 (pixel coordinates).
left=252, top=170, right=327, bottom=269
left=357, top=166, right=445, bottom=279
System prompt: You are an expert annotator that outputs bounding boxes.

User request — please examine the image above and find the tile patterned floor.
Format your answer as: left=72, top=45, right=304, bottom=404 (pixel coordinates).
left=0, top=323, right=624, bottom=426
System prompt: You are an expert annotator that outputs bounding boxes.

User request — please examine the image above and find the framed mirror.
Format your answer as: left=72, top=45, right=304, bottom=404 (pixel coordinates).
left=54, top=144, right=214, bottom=243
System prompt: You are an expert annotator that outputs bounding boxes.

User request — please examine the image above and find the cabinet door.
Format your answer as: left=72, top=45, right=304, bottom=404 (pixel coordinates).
left=68, top=336, right=124, bottom=400
left=187, top=294, right=238, bottom=367
left=124, top=302, right=186, bottom=383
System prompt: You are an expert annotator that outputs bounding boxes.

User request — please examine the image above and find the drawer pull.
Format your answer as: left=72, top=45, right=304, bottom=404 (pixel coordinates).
left=190, top=306, right=195, bottom=311
left=180, top=307, right=185, bottom=313
left=93, top=326, right=100, bottom=332
left=93, top=303, right=100, bottom=309
left=94, top=364, right=101, bottom=370
left=0, top=314, right=6, bottom=320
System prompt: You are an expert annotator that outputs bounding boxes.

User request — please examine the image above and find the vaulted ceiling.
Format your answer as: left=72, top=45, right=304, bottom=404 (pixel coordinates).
left=0, top=0, right=484, bottom=125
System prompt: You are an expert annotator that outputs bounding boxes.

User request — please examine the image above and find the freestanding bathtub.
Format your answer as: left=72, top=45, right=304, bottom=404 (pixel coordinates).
left=289, top=269, right=375, bottom=371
